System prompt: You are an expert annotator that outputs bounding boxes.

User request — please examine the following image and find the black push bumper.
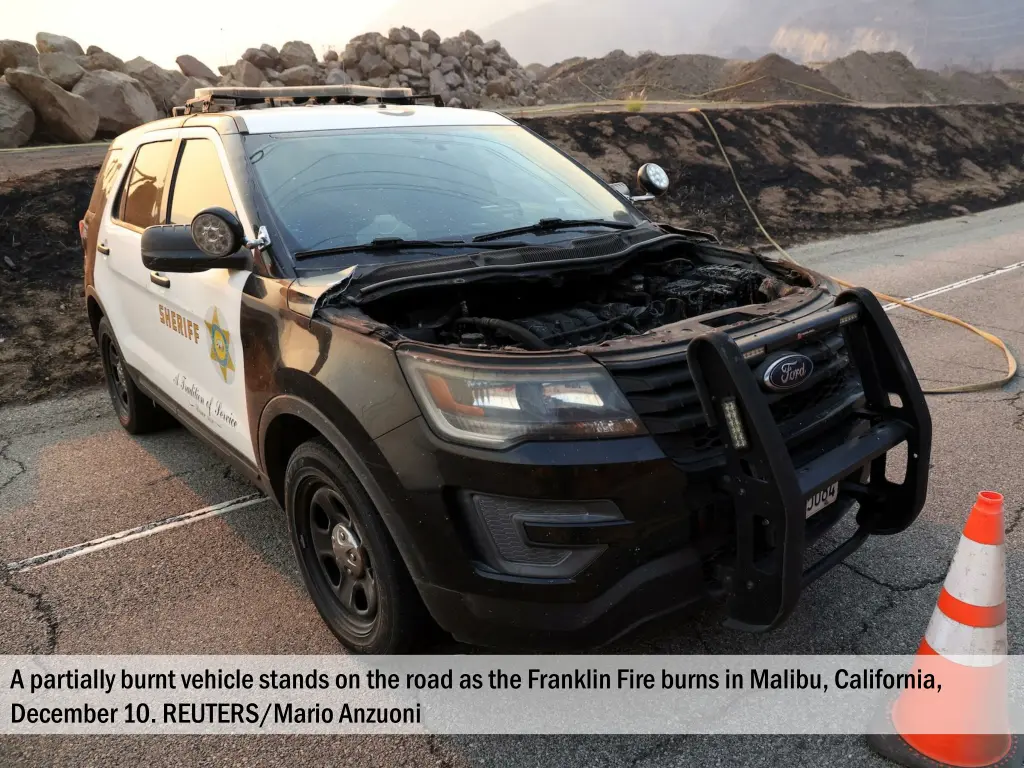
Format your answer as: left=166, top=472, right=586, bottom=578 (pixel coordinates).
left=687, top=287, right=932, bottom=632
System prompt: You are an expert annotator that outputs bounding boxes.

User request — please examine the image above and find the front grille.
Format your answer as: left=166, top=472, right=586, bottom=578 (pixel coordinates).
left=608, top=329, right=863, bottom=465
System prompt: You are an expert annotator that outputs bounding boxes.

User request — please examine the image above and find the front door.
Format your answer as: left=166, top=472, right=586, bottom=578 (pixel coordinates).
left=144, top=128, right=257, bottom=464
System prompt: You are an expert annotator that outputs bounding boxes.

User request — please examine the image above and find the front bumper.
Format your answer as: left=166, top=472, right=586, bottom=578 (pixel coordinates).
left=372, top=288, right=931, bottom=648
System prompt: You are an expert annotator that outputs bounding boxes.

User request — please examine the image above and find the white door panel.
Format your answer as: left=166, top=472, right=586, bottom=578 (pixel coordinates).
left=144, top=128, right=256, bottom=463
left=148, top=269, right=254, bottom=462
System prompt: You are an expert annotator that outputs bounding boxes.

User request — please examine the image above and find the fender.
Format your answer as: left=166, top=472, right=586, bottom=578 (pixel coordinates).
left=257, top=392, right=426, bottom=580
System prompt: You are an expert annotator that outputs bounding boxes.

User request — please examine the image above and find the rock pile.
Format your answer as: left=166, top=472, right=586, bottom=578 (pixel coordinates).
left=0, top=27, right=543, bottom=147
left=0, top=32, right=185, bottom=146
left=211, top=28, right=542, bottom=109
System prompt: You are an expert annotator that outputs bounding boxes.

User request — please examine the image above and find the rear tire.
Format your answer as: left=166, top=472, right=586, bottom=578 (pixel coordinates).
left=97, top=317, right=170, bottom=434
left=285, top=438, right=429, bottom=654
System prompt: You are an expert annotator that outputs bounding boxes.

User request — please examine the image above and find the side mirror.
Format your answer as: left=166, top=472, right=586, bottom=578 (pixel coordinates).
left=637, top=163, right=670, bottom=197
left=141, top=208, right=250, bottom=273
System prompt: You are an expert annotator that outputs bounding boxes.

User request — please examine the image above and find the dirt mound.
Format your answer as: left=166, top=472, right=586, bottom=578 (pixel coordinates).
left=0, top=167, right=102, bottom=406
left=820, top=51, right=1023, bottom=105
left=542, top=50, right=748, bottom=102
left=944, top=71, right=1020, bottom=104
left=710, top=53, right=850, bottom=103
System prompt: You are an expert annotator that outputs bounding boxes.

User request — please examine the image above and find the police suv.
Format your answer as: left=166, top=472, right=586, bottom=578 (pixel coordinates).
left=81, top=85, right=931, bottom=653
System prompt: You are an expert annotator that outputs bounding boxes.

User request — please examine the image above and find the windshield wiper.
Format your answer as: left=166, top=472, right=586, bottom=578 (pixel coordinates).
left=295, top=237, right=528, bottom=261
left=471, top=218, right=637, bottom=243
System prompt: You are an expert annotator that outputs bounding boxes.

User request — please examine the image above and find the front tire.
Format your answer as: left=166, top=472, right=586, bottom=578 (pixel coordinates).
left=284, top=438, right=429, bottom=653
left=97, top=317, right=169, bottom=434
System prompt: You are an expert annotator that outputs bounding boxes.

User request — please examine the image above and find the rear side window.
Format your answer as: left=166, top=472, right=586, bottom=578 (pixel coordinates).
left=168, top=139, right=236, bottom=225
left=88, top=148, right=123, bottom=215
left=119, top=140, right=174, bottom=229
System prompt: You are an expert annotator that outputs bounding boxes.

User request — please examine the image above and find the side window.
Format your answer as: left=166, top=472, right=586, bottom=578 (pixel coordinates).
left=88, top=148, right=123, bottom=214
left=119, top=140, right=174, bottom=229
left=168, top=139, right=236, bottom=225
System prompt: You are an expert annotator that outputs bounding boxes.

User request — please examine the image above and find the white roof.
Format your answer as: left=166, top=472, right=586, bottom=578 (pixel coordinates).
left=238, top=104, right=515, bottom=134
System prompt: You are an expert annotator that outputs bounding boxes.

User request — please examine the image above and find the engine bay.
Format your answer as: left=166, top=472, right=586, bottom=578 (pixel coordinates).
left=357, top=246, right=812, bottom=350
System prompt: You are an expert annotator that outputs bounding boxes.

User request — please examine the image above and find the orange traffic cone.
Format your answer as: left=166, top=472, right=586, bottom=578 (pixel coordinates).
left=868, top=491, right=1020, bottom=768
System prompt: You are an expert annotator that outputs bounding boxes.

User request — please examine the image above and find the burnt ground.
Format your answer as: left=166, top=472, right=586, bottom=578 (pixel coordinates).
left=524, top=103, right=1024, bottom=243
left=0, top=169, right=100, bottom=406
left=4, top=102, right=1024, bottom=404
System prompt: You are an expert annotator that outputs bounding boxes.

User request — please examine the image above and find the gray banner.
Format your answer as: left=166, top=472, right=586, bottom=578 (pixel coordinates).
left=1, top=655, right=1021, bottom=735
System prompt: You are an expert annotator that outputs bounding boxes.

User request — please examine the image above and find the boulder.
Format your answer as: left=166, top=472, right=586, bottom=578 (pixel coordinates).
left=345, top=67, right=363, bottom=82
left=469, top=45, right=487, bottom=61
left=35, top=32, right=84, bottom=57
left=0, top=83, right=35, bottom=148
left=234, top=59, right=263, bottom=88
left=278, top=65, right=316, bottom=86
left=422, top=29, right=441, bottom=47
left=38, top=52, right=85, bottom=89
left=0, top=40, right=39, bottom=75
left=342, top=44, right=360, bottom=69
left=242, top=47, right=275, bottom=70
left=72, top=69, right=159, bottom=135
left=485, top=77, right=510, bottom=98
left=259, top=43, right=280, bottom=62
left=443, top=71, right=462, bottom=89
left=263, top=68, right=281, bottom=81
left=428, top=69, right=447, bottom=95
left=460, top=30, right=484, bottom=46
left=325, top=68, right=351, bottom=85
left=124, top=57, right=186, bottom=113
left=484, top=40, right=502, bottom=54
left=325, top=59, right=340, bottom=71
left=430, top=53, right=442, bottom=68
left=170, top=76, right=209, bottom=108
left=76, top=50, right=125, bottom=72
left=218, top=65, right=233, bottom=76
left=388, top=27, right=412, bottom=44
left=410, top=41, right=430, bottom=55
left=5, top=67, right=98, bottom=142
left=359, top=52, right=394, bottom=79
left=176, top=54, right=217, bottom=81
left=86, top=45, right=104, bottom=55
left=323, top=49, right=339, bottom=63
left=385, top=44, right=410, bottom=69
left=279, top=40, right=315, bottom=70
left=439, top=38, right=469, bottom=59
left=439, top=56, right=460, bottom=74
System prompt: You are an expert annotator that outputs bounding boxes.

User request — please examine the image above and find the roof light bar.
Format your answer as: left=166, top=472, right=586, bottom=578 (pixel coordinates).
left=173, top=84, right=435, bottom=116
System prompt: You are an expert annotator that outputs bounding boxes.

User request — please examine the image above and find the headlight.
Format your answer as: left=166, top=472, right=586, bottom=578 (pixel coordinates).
left=397, top=348, right=646, bottom=449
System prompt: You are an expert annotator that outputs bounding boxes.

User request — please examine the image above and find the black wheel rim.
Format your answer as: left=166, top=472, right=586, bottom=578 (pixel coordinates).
left=102, top=336, right=130, bottom=419
left=298, top=480, right=378, bottom=637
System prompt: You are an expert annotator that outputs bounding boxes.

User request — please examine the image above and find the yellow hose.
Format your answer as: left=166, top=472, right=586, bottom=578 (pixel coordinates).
left=687, top=107, right=1018, bottom=395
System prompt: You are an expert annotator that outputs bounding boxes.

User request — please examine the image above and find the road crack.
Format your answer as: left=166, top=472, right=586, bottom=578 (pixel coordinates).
left=841, top=562, right=945, bottom=655
left=0, top=438, right=26, bottom=492
left=0, top=567, right=58, bottom=653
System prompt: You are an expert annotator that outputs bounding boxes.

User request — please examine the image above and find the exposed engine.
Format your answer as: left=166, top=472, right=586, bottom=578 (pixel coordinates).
left=361, top=252, right=806, bottom=350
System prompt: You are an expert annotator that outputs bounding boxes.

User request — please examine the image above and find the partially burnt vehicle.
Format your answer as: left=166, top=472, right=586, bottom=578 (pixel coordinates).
left=83, top=86, right=931, bottom=653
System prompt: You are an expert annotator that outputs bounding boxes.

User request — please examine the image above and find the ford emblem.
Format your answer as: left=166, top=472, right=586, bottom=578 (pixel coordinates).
left=762, top=353, right=813, bottom=392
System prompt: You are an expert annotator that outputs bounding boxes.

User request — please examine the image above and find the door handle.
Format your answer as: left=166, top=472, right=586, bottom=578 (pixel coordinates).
left=150, top=271, right=171, bottom=288
left=97, top=244, right=110, bottom=255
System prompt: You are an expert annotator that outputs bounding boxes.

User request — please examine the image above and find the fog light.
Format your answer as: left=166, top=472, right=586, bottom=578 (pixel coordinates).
left=720, top=397, right=749, bottom=451
left=463, top=493, right=621, bottom=578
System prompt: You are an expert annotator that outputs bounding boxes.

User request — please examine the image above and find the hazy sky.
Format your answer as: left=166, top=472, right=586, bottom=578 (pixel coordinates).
left=3, top=0, right=405, bottom=69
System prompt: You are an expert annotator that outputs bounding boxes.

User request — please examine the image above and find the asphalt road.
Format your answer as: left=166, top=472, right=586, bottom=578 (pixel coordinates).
left=1, top=204, right=1023, bottom=766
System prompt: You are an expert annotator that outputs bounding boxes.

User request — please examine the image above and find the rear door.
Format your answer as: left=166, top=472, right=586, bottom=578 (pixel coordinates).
left=93, top=132, right=177, bottom=385
left=145, top=128, right=257, bottom=463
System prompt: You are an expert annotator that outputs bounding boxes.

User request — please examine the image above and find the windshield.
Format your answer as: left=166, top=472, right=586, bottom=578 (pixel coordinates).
left=245, top=125, right=641, bottom=260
